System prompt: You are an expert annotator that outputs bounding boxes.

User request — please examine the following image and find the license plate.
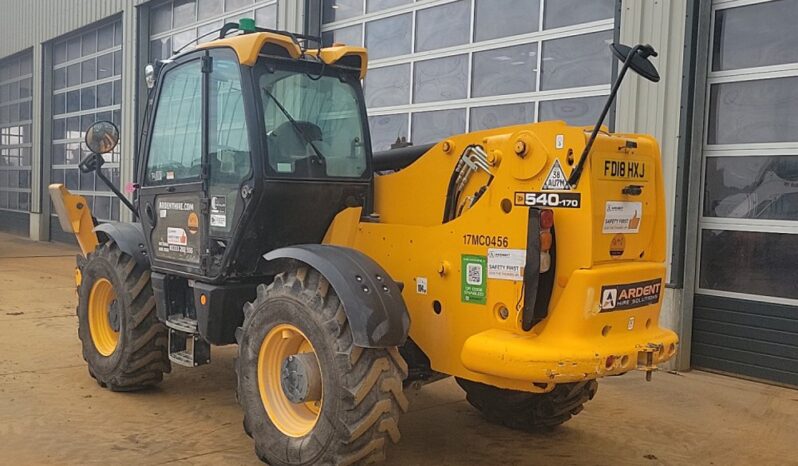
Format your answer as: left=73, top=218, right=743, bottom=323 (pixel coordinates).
left=599, top=159, right=649, bottom=181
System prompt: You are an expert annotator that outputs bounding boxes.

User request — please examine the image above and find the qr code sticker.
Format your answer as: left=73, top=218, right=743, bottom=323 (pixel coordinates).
left=466, top=263, right=483, bottom=286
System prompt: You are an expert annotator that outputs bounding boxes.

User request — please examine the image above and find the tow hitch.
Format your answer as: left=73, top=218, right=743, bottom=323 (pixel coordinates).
left=638, top=343, right=663, bottom=381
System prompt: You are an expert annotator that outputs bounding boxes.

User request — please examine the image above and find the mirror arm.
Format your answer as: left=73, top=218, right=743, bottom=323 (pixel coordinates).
left=96, top=168, right=138, bottom=219
left=80, top=152, right=138, bottom=219
left=567, top=44, right=643, bottom=187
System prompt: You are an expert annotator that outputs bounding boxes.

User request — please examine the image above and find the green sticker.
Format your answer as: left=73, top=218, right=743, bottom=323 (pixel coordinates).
left=461, top=254, right=487, bottom=304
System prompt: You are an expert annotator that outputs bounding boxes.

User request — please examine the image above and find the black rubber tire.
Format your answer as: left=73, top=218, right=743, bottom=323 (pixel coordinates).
left=77, top=241, right=170, bottom=391
left=456, top=378, right=598, bottom=431
left=236, top=266, right=409, bottom=466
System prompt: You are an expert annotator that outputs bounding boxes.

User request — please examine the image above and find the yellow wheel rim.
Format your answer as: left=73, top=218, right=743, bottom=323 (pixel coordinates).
left=258, top=323, right=323, bottom=437
left=88, top=278, right=119, bottom=356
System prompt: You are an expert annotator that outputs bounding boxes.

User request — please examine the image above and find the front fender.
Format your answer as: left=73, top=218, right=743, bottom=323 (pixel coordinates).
left=94, top=222, right=149, bottom=266
left=263, top=244, right=410, bottom=348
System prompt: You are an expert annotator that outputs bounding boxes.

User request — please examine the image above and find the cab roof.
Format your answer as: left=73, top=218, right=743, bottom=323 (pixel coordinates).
left=195, top=31, right=368, bottom=79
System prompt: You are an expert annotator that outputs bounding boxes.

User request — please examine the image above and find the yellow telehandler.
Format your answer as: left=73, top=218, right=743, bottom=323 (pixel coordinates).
left=50, top=18, right=677, bottom=465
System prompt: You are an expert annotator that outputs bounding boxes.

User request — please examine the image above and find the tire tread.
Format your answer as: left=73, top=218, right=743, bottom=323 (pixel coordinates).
left=236, top=266, right=407, bottom=465
left=77, top=241, right=170, bottom=391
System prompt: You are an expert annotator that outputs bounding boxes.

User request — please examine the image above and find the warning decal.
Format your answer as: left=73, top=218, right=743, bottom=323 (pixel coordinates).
left=415, top=277, right=428, bottom=295
left=542, top=159, right=571, bottom=191
left=600, top=278, right=662, bottom=312
left=210, top=196, right=227, bottom=228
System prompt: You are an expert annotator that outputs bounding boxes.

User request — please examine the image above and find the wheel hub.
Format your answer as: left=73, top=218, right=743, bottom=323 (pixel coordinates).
left=87, top=277, right=119, bottom=356
left=108, top=299, right=121, bottom=332
left=257, top=323, right=323, bottom=437
left=280, top=353, right=322, bottom=404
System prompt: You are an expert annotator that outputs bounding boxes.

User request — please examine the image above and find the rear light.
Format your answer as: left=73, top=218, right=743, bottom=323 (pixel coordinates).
left=539, top=252, right=551, bottom=272
left=539, top=231, right=552, bottom=251
left=539, top=209, right=553, bottom=273
left=539, top=209, right=554, bottom=229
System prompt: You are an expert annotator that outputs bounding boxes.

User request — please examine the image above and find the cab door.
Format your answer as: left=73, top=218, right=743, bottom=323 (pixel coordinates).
left=138, top=52, right=207, bottom=275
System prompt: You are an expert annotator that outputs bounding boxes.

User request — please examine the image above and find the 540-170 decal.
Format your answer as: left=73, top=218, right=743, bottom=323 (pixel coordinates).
left=514, top=191, right=581, bottom=208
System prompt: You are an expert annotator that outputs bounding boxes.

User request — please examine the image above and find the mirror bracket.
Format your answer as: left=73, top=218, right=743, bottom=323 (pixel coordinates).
left=78, top=152, right=105, bottom=174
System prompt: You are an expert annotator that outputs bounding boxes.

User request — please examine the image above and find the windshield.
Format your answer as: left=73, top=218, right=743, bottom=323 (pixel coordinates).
left=259, top=66, right=368, bottom=178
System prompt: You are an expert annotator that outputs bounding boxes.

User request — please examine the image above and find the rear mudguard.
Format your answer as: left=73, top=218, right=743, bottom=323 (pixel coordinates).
left=94, top=222, right=149, bottom=266
left=263, top=244, right=410, bottom=348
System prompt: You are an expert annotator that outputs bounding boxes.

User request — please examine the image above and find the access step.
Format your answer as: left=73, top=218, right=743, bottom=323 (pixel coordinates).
left=166, top=316, right=210, bottom=367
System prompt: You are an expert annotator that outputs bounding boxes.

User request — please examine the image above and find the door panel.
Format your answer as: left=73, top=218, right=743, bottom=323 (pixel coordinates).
left=138, top=55, right=206, bottom=273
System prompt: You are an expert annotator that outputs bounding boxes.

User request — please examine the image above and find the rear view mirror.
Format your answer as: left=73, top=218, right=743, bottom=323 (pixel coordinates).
left=611, top=43, right=660, bottom=82
left=85, top=121, right=120, bottom=154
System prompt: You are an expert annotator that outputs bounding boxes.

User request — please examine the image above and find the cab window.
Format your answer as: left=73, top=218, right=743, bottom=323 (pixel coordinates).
left=145, top=61, right=202, bottom=184
left=259, top=68, right=368, bottom=179
left=208, top=54, right=251, bottom=234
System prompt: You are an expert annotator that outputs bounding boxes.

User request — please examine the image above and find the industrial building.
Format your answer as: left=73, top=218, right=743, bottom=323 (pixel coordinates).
left=0, top=0, right=795, bottom=388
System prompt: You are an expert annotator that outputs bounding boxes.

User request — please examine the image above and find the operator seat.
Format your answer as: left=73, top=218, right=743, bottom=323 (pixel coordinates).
left=268, top=121, right=326, bottom=178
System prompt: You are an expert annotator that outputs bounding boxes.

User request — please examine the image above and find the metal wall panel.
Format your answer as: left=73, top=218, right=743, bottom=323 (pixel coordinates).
left=0, top=0, right=147, bottom=59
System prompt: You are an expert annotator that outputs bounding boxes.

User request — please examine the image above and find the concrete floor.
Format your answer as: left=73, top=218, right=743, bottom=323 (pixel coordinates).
left=0, top=232, right=797, bottom=466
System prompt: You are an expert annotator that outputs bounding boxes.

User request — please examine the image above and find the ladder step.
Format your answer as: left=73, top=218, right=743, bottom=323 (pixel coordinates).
left=168, top=327, right=210, bottom=367
left=165, top=315, right=198, bottom=333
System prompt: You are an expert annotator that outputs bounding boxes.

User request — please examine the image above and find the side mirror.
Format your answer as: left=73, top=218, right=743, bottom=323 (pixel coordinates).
left=144, top=63, right=156, bottom=89
left=84, top=120, right=120, bottom=155
left=611, top=43, right=660, bottom=82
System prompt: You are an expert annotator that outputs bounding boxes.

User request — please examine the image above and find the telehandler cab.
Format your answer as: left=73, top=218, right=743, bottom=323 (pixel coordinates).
left=49, top=19, right=678, bottom=465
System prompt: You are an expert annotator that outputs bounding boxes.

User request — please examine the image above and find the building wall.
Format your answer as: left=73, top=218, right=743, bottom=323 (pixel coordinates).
left=615, top=0, right=688, bottom=368
left=313, top=0, right=618, bottom=151
left=0, top=0, right=302, bottom=239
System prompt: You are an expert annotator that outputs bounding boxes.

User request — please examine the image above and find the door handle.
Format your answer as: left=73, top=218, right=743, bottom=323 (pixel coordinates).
left=145, top=203, right=156, bottom=224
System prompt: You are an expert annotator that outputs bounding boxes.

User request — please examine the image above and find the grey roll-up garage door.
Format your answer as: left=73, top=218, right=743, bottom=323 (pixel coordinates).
left=0, top=50, right=33, bottom=236
left=693, top=295, right=798, bottom=387
left=691, top=0, right=798, bottom=387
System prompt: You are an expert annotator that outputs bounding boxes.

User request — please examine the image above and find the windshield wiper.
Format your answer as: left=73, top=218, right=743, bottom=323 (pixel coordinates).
left=261, top=87, right=325, bottom=162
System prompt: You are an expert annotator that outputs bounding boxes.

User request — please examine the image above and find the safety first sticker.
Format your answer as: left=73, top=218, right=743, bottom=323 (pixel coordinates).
left=487, top=248, right=526, bottom=281
left=461, top=255, right=486, bottom=304
left=600, top=278, right=662, bottom=312
left=602, top=201, right=642, bottom=233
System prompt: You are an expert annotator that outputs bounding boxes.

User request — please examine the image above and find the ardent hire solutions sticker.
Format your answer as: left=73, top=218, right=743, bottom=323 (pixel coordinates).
left=600, top=279, right=662, bottom=312
left=461, top=255, right=487, bottom=304
left=603, top=201, right=642, bottom=233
